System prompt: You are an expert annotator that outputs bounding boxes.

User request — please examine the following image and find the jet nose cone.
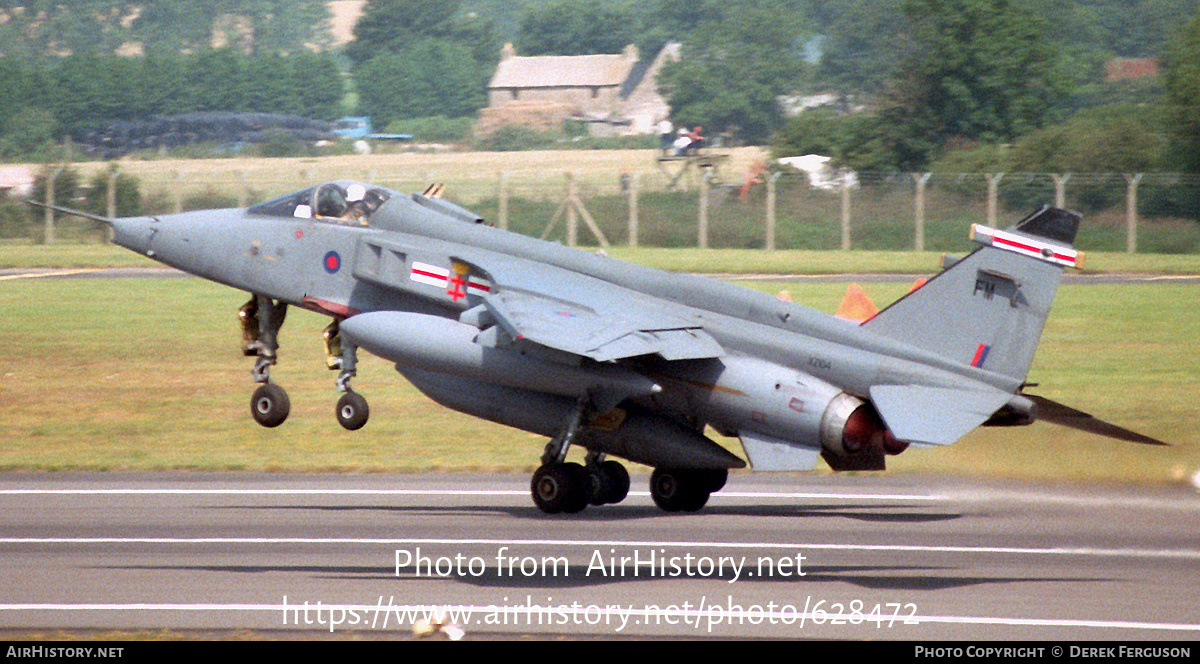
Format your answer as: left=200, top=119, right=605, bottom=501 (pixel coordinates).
left=110, top=216, right=157, bottom=256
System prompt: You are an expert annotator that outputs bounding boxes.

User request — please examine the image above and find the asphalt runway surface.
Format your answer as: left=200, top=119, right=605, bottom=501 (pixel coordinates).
left=1, top=471, right=1198, bottom=640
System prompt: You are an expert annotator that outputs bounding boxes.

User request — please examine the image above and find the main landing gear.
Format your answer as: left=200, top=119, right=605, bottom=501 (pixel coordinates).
left=238, top=296, right=370, bottom=430
left=648, top=467, right=727, bottom=512
left=528, top=397, right=725, bottom=515
left=530, top=399, right=631, bottom=514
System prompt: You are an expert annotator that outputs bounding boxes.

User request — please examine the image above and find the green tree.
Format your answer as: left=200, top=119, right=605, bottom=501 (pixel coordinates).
left=242, top=53, right=300, bottom=114
left=290, top=51, right=346, bottom=120
left=357, top=40, right=487, bottom=124
left=1163, top=7, right=1200, bottom=172
left=347, top=0, right=495, bottom=119
left=1010, top=105, right=1167, bottom=174
left=891, top=0, right=1069, bottom=150
left=772, top=108, right=936, bottom=171
left=0, top=108, right=57, bottom=159
left=346, top=0, right=463, bottom=64
left=658, top=0, right=811, bottom=144
left=184, top=49, right=249, bottom=112
left=517, top=0, right=639, bottom=56
left=816, top=0, right=903, bottom=96
left=0, top=1, right=137, bottom=59
left=133, top=1, right=223, bottom=56
left=241, top=0, right=332, bottom=54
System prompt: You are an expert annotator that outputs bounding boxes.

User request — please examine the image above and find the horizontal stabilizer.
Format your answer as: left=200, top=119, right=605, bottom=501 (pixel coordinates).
left=870, top=385, right=1013, bottom=446
left=1027, top=395, right=1167, bottom=446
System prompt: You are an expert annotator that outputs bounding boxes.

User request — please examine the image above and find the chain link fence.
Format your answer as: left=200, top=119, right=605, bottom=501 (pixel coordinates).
left=15, top=160, right=1200, bottom=253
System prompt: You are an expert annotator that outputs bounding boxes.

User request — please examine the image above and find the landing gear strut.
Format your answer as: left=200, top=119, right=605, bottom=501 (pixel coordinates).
left=241, top=295, right=290, bottom=427
left=326, top=320, right=369, bottom=430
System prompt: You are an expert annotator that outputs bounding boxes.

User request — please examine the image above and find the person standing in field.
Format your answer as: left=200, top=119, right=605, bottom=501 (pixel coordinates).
left=658, top=118, right=674, bottom=156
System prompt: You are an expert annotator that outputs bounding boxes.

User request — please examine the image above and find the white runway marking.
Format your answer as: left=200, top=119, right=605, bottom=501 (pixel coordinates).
left=4, top=485, right=1196, bottom=510
left=0, top=268, right=101, bottom=281
left=0, top=488, right=943, bottom=501
left=3, top=536, right=1198, bottom=561
left=0, top=601, right=1196, bottom=634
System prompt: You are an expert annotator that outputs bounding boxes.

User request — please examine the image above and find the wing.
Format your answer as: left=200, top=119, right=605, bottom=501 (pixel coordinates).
left=472, top=258, right=724, bottom=362
left=484, top=289, right=723, bottom=362
left=352, top=235, right=725, bottom=363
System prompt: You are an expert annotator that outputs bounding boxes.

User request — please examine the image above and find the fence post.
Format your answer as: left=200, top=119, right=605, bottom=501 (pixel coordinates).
left=913, top=172, right=931, bottom=251
left=628, top=173, right=639, bottom=247
left=698, top=172, right=709, bottom=249
left=106, top=168, right=118, bottom=218
left=840, top=171, right=851, bottom=250
left=1053, top=174, right=1070, bottom=209
left=986, top=173, right=1004, bottom=227
left=497, top=171, right=509, bottom=231
left=173, top=171, right=184, bottom=214
left=1125, top=173, right=1143, bottom=254
left=566, top=172, right=578, bottom=247
left=765, top=172, right=779, bottom=251
left=237, top=170, right=248, bottom=208
left=43, top=168, right=58, bottom=245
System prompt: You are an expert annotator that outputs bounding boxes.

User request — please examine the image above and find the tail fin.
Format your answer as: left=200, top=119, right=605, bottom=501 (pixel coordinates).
left=863, top=207, right=1082, bottom=381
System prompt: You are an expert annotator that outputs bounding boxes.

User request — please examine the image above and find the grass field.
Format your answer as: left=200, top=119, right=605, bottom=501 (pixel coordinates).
left=5, top=242, right=1200, bottom=275
left=3, top=276, right=1196, bottom=485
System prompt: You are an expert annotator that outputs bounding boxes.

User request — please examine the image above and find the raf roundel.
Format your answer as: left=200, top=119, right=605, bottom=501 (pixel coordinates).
left=323, top=250, right=341, bottom=274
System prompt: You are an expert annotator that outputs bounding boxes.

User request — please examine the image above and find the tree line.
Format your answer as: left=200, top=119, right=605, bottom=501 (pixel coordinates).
left=4, top=0, right=1200, bottom=187
left=0, top=49, right=343, bottom=158
left=0, top=1, right=332, bottom=58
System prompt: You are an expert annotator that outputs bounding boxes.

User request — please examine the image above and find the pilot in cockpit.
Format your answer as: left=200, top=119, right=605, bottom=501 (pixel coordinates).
left=315, top=184, right=348, bottom=218
left=342, top=184, right=369, bottom=223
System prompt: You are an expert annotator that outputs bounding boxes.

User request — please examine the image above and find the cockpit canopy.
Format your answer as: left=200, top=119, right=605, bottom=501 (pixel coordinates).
left=248, top=181, right=488, bottom=232
left=249, top=181, right=392, bottom=226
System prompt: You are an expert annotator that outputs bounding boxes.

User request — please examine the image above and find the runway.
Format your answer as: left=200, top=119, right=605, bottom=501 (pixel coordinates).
left=1, top=472, right=1198, bottom=640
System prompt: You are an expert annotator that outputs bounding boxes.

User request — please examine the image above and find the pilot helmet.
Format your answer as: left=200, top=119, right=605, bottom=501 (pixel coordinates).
left=346, top=184, right=367, bottom=203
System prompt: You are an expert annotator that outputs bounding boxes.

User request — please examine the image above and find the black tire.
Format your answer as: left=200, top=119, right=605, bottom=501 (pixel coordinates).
left=531, top=462, right=590, bottom=514
left=650, top=468, right=711, bottom=512
left=698, top=468, right=728, bottom=493
left=335, top=391, right=369, bottom=431
left=597, top=460, right=630, bottom=505
left=250, top=383, right=290, bottom=428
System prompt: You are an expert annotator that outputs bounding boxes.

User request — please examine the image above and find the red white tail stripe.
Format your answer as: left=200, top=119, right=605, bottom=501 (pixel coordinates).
left=970, top=224, right=1083, bottom=269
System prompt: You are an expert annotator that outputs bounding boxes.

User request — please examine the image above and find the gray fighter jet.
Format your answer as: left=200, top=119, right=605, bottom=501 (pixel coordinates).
left=32, top=182, right=1164, bottom=514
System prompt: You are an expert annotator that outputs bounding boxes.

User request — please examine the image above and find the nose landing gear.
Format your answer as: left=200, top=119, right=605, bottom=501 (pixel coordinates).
left=241, top=295, right=290, bottom=428
left=239, top=298, right=370, bottom=430
left=250, top=382, right=290, bottom=428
